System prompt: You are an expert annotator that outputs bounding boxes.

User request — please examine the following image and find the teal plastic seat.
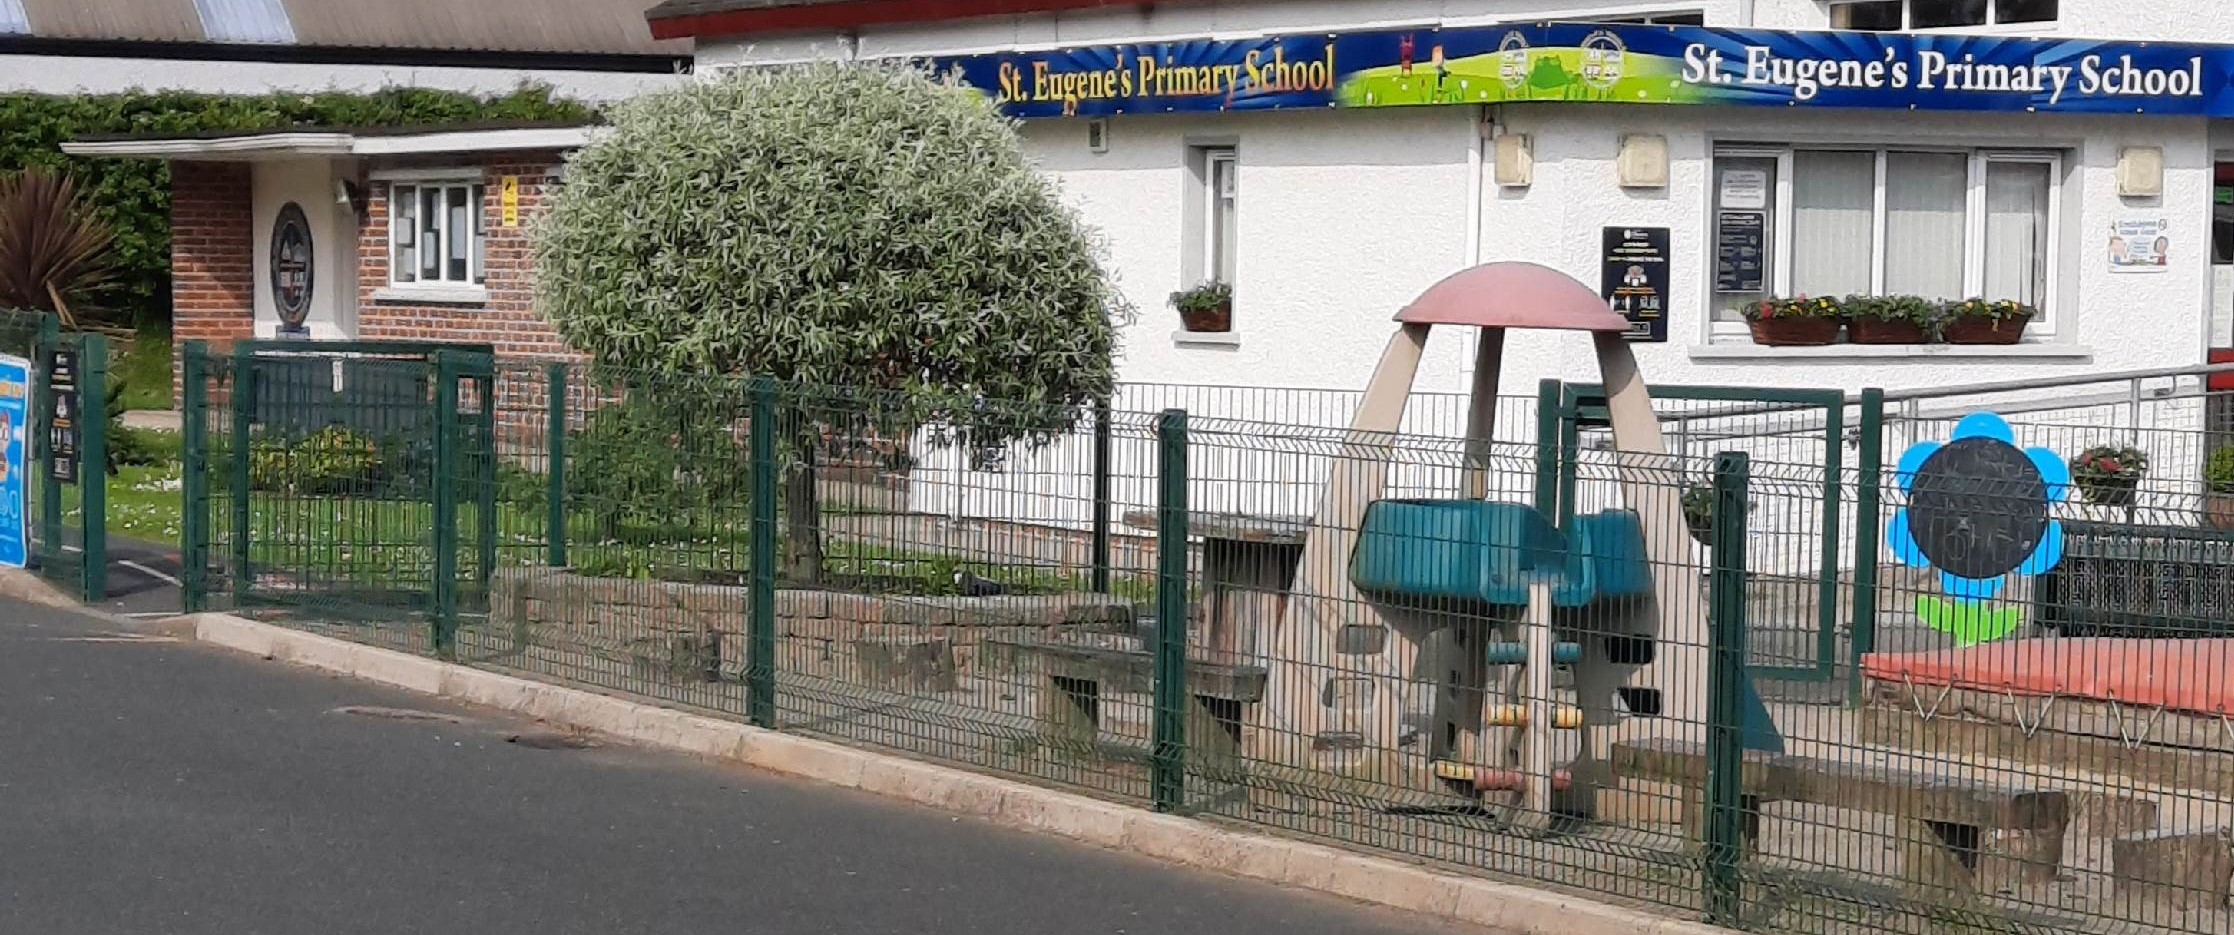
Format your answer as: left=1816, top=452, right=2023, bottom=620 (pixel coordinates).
left=1351, top=500, right=1652, bottom=608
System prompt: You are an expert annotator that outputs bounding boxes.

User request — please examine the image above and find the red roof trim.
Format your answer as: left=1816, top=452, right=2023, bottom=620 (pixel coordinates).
left=648, top=0, right=1152, bottom=41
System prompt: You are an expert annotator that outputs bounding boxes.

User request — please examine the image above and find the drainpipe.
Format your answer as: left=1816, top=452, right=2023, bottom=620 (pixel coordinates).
left=1467, top=104, right=1488, bottom=271
left=1737, top=0, right=1757, bottom=26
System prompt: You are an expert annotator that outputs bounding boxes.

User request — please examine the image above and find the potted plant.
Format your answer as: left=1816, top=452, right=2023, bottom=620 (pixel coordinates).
left=2204, top=446, right=2234, bottom=530
left=1845, top=294, right=1933, bottom=345
left=2071, top=444, right=2149, bottom=507
left=1940, top=298, right=2035, bottom=345
left=1741, top=295, right=1843, bottom=346
left=1681, top=484, right=1716, bottom=545
left=1170, top=281, right=1233, bottom=333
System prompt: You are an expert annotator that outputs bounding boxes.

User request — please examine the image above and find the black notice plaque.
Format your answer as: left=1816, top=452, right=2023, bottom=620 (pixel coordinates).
left=1715, top=211, right=1766, bottom=294
left=1601, top=226, right=1670, bottom=343
left=45, top=347, right=77, bottom=485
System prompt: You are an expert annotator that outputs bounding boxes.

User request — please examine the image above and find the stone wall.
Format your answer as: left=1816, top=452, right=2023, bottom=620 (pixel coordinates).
left=488, top=567, right=1139, bottom=689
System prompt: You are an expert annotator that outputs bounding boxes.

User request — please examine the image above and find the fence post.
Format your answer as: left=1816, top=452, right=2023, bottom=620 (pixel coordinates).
left=430, top=352, right=461, bottom=657
left=1705, top=450, right=1751, bottom=926
left=35, top=317, right=59, bottom=561
left=474, top=368, right=497, bottom=600
left=180, top=342, right=209, bottom=612
left=1090, top=396, right=1113, bottom=594
left=1532, top=379, right=1561, bottom=519
left=1848, top=388, right=1886, bottom=705
left=1151, top=407, right=1190, bottom=814
left=545, top=363, right=568, bottom=569
left=228, top=343, right=254, bottom=609
left=747, top=377, right=778, bottom=728
left=78, top=333, right=107, bottom=603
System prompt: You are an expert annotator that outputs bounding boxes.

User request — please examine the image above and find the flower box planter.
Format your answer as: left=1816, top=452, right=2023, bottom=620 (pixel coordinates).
left=1180, top=301, right=1233, bottom=333
left=2079, top=477, right=2140, bottom=507
left=1747, top=317, right=1841, bottom=346
left=1847, top=318, right=1928, bottom=344
left=2205, top=494, right=2234, bottom=531
left=1942, top=315, right=2029, bottom=345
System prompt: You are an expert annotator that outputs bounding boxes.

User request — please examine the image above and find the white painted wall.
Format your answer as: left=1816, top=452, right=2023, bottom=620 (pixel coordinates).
left=0, top=54, right=680, bottom=101
left=250, top=158, right=358, bottom=340
left=699, top=0, right=2234, bottom=564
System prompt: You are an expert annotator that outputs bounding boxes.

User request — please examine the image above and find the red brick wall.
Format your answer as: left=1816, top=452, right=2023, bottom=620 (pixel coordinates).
left=169, top=162, right=255, bottom=400
left=358, top=154, right=579, bottom=362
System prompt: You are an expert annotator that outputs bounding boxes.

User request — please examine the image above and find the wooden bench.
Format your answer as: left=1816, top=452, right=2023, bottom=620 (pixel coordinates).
left=988, top=638, right=1267, bottom=767
left=1615, top=737, right=2071, bottom=892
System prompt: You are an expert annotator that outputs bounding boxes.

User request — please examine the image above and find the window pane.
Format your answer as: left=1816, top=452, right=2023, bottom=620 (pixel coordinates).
left=1830, top=0, right=1902, bottom=29
left=471, top=183, right=486, bottom=284
left=1712, top=156, right=1777, bottom=321
left=447, top=185, right=469, bottom=282
left=1791, top=151, right=1874, bottom=299
left=1210, top=154, right=1237, bottom=284
left=1884, top=152, right=1967, bottom=299
left=419, top=187, right=441, bottom=281
left=1994, top=0, right=2056, bottom=23
left=392, top=185, right=416, bottom=283
left=1647, top=12, right=1705, bottom=25
left=1984, top=161, right=2050, bottom=306
left=1911, top=0, right=1989, bottom=27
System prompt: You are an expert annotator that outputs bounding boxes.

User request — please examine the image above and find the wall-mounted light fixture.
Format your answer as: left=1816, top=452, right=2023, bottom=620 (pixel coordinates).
left=1617, top=133, right=1669, bottom=189
left=1494, top=132, right=1533, bottom=188
left=2118, top=145, right=2164, bottom=198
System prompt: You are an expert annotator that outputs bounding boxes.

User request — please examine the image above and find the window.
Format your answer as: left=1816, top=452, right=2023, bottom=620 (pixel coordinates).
left=1830, top=0, right=2056, bottom=30
left=1711, top=146, right=2061, bottom=332
left=1201, top=147, right=1238, bottom=285
left=387, top=180, right=486, bottom=288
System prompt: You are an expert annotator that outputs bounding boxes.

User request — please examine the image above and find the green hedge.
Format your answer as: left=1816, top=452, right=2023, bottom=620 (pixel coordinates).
left=0, top=85, right=596, bottom=326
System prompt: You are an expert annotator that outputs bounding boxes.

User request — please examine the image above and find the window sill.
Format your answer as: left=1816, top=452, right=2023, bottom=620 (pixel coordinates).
left=372, top=285, right=488, bottom=306
left=1687, top=342, right=2091, bottom=362
left=1171, top=329, right=1242, bottom=348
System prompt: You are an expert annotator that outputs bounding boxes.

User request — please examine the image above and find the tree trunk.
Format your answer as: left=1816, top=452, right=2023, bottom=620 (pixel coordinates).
left=783, top=438, right=824, bottom=588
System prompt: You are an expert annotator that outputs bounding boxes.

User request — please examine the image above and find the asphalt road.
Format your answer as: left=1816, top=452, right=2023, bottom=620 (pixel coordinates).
left=0, top=600, right=1470, bottom=935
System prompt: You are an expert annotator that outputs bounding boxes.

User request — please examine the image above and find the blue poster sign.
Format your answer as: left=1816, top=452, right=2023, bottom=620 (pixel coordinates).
left=932, top=22, right=2234, bottom=119
left=0, top=354, right=29, bottom=569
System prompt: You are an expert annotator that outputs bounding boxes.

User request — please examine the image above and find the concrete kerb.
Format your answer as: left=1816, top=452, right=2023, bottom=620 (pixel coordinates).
left=181, top=611, right=1736, bottom=935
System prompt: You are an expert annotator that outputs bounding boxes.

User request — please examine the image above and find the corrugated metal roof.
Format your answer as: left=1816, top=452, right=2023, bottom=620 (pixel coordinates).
left=284, top=0, right=680, bottom=55
left=13, top=0, right=684, bottom=55
left=23, top=0, right=205, bottom=43
left=193, top=0, right=294, bottom=43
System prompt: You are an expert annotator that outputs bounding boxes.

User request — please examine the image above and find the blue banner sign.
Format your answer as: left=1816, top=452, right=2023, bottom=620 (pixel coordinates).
left=931, top=22, right=2234, bottom=118
left=0, top=354, right=29, bottom=569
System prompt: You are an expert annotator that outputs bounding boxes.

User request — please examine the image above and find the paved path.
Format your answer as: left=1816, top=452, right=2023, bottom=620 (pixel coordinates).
left=0, top=599, right=1472, bottom=935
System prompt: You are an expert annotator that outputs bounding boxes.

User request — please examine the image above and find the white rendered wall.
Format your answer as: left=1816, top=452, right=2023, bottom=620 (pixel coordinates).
left=250, top=159, right=357, bottom=341
left=0, top=54, right=680, bottom=101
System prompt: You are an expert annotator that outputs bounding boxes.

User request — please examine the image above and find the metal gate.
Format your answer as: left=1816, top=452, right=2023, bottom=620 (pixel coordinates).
left=1536, top=380, right=1884, bottom=692
left=182, top=341, right=496, bottom=650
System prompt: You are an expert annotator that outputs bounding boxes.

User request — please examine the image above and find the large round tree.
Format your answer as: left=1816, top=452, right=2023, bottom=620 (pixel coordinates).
left=535, top=61, right=1124, bottom=584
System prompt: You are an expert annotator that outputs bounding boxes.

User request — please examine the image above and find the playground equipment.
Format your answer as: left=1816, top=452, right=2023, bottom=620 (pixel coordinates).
left=1250, top=261, right=1777, bottom=821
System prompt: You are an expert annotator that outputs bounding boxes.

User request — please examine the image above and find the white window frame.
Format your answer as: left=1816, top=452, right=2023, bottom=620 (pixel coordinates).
left=1827, top=0, right=2061, bottom=33
left=374, top=168, right=488, bottom=301
left=1202, top=147, right=1239, bottom=287
left=1707, top=144, right=2063, bottom=341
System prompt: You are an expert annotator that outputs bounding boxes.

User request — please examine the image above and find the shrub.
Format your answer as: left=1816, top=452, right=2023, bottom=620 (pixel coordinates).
left=2207, top=446, right=2234, bottom=496
left=248, top=426, right=384, bottom=495
left=534, top=61, right=1123, bottom=585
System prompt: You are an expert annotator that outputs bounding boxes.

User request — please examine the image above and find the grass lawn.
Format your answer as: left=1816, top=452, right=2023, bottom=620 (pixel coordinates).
left=115, top=324, right=175, bottom=412
left=63, top=436, right=1146, bottom=600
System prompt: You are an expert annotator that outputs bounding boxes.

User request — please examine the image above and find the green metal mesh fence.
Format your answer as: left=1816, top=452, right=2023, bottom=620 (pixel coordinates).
left=177, top=340, right=2234, bottom=935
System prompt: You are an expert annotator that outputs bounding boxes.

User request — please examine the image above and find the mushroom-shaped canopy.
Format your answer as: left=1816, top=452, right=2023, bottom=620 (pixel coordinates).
left=1394, top=261, right=1629, bottom=332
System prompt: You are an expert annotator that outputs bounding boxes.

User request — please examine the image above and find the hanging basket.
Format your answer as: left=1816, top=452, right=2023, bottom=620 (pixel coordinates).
left=1847, top=318, right=1927, bottom=345
left=1747, top=317, right=1841, bottom=346
left=2079, top=476, right=2141, bottom=507
left=1942, top=315, right=2028, bottom=345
